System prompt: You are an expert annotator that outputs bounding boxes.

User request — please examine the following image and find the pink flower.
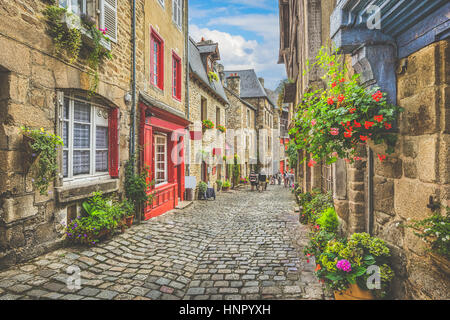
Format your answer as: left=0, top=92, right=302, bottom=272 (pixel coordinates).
left=332, top=152, right=338, bottom=157
left=311, top=119, right=317, bottom=126
left=330, top=128, right=339, bottom=136
left=336, top=259, right=352, bottom=272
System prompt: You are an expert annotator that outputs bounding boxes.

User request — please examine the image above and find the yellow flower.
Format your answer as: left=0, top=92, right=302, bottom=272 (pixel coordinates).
left=40, top=127, right=45, bottom=132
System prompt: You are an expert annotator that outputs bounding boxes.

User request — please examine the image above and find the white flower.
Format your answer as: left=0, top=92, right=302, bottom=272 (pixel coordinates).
left=441, top=222, right=445, bottom=225
left=435, top=232, right=440, bottom=237
left=424, top=228, right=431, bottom=233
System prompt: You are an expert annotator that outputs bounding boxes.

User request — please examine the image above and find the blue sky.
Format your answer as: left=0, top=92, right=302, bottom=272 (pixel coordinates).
left=189, top=0, right=287, bottom=90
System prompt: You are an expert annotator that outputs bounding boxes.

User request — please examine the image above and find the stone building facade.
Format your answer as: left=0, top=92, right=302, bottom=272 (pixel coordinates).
left=137, top=0, right=189, bottom=219
left=224, top=70, right=277, bottom=175
left=223, top=74, right=257, bottom=178
left=0, top=0, right=135, bottom=268
left=188, top=38, right=228, bottom=193
left=278, top=0, right=450, bottom=299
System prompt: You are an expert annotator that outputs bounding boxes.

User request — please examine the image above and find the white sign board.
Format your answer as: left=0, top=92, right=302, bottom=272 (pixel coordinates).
left=185, top=176, right=197, bottom=189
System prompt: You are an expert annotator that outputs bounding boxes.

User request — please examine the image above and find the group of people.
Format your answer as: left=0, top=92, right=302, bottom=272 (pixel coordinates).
left=248, top=170, right=295, bottom=192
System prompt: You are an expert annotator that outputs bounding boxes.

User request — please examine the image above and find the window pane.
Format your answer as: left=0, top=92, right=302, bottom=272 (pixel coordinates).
left=73, top=151, right=90, bottom=175
left=63, top=121, right=69, bottom=147
left=64, top=98, right=70, bottom=119
left=70, top=0, right=84, bottom=15
left=63, top=150, right=68, bottom=178
left=74, top=100, right=91, bottom=123
left=74, top=123, right=90, bottom=148
left=96, top=126, right=108, bottom=149
left=96, top=151, right=108, bottom=172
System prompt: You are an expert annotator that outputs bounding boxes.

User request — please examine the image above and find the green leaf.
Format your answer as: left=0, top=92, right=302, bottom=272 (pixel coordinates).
left=325, top=273, right=344, bottom=281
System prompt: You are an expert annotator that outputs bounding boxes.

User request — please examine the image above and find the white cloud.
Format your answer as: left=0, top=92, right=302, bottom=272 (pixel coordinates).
left=190, top=24, right=286, bottom=90
left=207, top=14, right=279, bottom=41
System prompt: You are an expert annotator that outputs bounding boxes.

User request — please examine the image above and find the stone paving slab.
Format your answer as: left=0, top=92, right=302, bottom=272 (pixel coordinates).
left=0, top=185, right=328, bottom=300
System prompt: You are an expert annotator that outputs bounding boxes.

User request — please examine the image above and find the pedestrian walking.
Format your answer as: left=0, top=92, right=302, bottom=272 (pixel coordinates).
left=277, top=172, right=282, bottom=185
left=249, top=171, right=258, bottom=191
left=258, top=170, right=267, bottom=192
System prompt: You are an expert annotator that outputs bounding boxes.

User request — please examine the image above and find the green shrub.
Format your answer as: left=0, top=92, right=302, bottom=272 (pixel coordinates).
left=216, top=180, right=223, bottom=190
left=316, top=207, right=339, bottom=233
left=304, top=229, right=339, bottom=259
left=64, top=192, right=132, bottom=246
left=222, top=180, right=231, bottom=188
left=198, top=181, right=208, bottom=194
left=302, top=190, right=333, bottom=224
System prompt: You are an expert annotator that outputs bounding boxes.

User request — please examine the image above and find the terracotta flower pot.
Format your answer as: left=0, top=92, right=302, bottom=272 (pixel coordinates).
left=222, top=186, right=230, bottom=192
left=126, top=216, right=134, bottom=228
left=334, top=283, right=374, bottom=300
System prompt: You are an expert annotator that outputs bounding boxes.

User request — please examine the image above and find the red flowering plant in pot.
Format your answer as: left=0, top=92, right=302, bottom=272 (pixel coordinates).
left=289, top=46, right=404, bottom=167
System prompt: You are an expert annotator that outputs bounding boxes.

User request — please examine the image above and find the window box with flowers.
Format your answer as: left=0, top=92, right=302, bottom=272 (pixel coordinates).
left=290, top=47, right=404, bottom=166
left=208, top=71, right=219, bottom=83
left=42, top=5, right=113, bottom=94
left=217, top=125, right=226, bottom=133
left=202, top=119, right=215, bottom=131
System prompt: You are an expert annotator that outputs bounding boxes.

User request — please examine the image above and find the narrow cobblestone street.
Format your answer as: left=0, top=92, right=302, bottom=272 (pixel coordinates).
left=0, top=186, right=326, bottom=300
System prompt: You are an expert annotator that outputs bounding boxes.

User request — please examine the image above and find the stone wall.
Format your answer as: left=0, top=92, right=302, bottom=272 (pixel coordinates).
left=334, top=40, right=450, bottom=299
left=188, top=77, right=227, bottom=193
left=0, top=0, right=133, bottom=268
left=224, top=87, right=257, bottom=177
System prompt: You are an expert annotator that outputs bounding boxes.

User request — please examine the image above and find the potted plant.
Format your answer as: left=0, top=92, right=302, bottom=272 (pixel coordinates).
left=315, top=233, right=395, bottom=300
left=216, top=180, right=223, bottom=191
left=198, top=181, right=208, bottom=200
left=404, top=206, right=450, bottom=275
left=222, top=180, right=231, bottom=192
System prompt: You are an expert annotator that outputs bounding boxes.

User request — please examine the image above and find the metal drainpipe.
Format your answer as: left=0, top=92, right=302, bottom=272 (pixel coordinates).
left=130, top=0, right=140, bottom=223
left=185, top=0, right=190, bottom=176
left=367, top=146, right=374, bottom=235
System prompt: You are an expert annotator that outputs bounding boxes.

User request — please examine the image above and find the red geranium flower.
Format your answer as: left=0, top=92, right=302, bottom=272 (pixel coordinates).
left=338, top=94, right=345, bottom=102
left=315, top=264, right=321, bottom=272
left=349, top=108, right=356, bottom=114
left=331, top=82, right=337, bottom=88
left=308, top=159, right=317, bottom=168
left=384, top=123, right=392, bottom=130
left=378, top=154, right=386, bottom=162
left=360, top=135, right=369, bottom=142
left=372, top=90, right=383, bottom=102
left=374, top=115, right=384, bottom=123
left=364, top=121, right=374, bottom=130
left=339, top=78, right=345, bottom=83
left=354, top=120, right=362, bottom=128
left=327, top=97, right=335, bottom=105
left=344, top=131, right=352, bottom=138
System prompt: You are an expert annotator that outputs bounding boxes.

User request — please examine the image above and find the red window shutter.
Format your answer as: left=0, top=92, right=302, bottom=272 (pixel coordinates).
left=108, top=108, right=119, bottom=178
left=159, top=39, right=164, bottom=90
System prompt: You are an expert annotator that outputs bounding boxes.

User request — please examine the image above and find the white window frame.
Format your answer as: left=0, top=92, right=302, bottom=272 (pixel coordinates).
left=62, top=95, right=110, bottom=184
left=158, top=0, right=165, bottom=8
left=172, top=0, right=182, bottom=29
left=59, top=0, right=87, bottom=15
left=154, top=133, right=168, bottom=187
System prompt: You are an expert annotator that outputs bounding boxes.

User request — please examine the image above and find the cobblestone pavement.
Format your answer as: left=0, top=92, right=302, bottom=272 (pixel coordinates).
left=0, top=185, right=328, bottom=300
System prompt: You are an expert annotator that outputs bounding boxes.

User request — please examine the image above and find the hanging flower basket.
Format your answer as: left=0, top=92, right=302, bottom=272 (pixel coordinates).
left=22, top=134, right=41, bottom=172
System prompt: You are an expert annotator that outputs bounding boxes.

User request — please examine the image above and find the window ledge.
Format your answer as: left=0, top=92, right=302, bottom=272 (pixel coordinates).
left=62, top=13, right=111, bottom=51
left=56, top=178, right=118, bottom=204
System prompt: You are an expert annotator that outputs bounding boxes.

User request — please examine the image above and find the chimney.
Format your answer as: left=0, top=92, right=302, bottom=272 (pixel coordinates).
left=217, top=64, right=225, bottom=85
left=226, top=73, right=241, bottom=97
left=258, top=77, right=265, bottom=88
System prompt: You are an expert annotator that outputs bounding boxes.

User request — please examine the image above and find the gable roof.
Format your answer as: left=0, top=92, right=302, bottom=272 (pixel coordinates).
left=264, top=88, right=278, bottom=109
left=223, top=69, right=266, bottom=99
left=189, top=37, right=229, bottom=104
